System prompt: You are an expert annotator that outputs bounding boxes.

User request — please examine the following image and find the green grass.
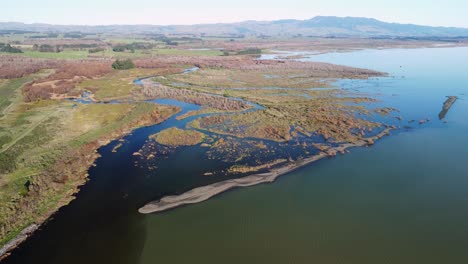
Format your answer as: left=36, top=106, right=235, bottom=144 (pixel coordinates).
left=0, top=84, right=178, bottom=247
left=70, top=102, right=172, bottom=147
left=0, top=34, right=27, bottom=43
left=77, top=69, right=141, bottom=100
left=89, top=48, right=147, bottom=58
left=92, top=47, right=222, bottom=58
left=0, top=50, right=90, bottom=59
left=2, top=47, right=223, bottom=60
left=70, top=104, right=134, bottom=143
left=105, top=38, right=157, bottom=44
left=0, top=174, right=80, bottom=247
left=154, top=48, right=223, bottom=56
left=0, top=79, right=26, bottom=115
left=150, top=127, right=206, bottom=146
left=0, top=75, right=37, bottom=117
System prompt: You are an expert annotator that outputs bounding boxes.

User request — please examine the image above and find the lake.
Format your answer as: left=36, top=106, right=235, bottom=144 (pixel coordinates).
left=5, top=47, right=468, bottom=264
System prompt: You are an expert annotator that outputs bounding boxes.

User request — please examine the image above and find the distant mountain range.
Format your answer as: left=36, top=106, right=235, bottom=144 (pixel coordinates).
left=2, top=16, right=468, bottom=37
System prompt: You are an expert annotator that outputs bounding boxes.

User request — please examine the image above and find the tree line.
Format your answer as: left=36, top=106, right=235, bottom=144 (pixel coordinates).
left=0, top=43, right=23, bottom=53
left=112, top=42, right=155, bottom=52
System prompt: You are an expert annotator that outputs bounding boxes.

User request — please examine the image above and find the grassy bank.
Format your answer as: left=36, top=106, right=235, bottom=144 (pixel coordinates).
left=0, top=69, right=179, bottom=252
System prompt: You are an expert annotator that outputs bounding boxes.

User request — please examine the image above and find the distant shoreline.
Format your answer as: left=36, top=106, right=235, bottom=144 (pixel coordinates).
left=139, top=127, right=394, bottom=214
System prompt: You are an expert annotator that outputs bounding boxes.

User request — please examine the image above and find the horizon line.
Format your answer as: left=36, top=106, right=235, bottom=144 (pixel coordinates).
left=1, top=16, right=467, bottom=29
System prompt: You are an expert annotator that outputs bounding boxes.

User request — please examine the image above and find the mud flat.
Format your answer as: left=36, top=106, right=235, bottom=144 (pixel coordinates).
left=139, top=128, right=393, bottom=214
left=438, top=96, right=458, bottom=120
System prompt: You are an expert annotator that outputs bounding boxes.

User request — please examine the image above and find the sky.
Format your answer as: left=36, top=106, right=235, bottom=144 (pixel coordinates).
left=2, top=0, right=468, bottom=28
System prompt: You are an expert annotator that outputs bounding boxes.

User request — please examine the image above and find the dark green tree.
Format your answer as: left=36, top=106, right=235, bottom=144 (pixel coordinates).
left=0, top=43, right=23, bottom=53
left=112, top=59, right=135, bottom=70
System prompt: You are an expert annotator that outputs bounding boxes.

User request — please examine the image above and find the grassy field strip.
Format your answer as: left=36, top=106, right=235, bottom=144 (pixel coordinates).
left=0, top=171, right=38, bottom=189
left=0, top=87, right=26, bottom=121
left=0, top=102, right=15, bottom=120
left=0, top=111, right=55, bottom=154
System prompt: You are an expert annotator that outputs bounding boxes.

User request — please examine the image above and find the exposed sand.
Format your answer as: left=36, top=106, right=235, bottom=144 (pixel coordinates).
left=139, top=128, right=393, bottom=214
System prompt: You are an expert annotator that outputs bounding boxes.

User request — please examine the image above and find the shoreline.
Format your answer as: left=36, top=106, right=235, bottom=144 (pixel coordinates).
left=1, top=61, right=392, bottom=260
left=0, top=106, right=180, bottom=261
left=139, top=127, right=393, bottom=214
left=0, top=225, right=37, bottom=261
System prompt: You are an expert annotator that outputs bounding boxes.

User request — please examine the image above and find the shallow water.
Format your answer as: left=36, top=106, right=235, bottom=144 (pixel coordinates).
left=5, top=47, right=468, bottom=264
left=140, top=47, right=468, bottom=264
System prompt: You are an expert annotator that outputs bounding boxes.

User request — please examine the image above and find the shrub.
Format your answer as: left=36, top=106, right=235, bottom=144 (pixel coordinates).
left=89, top=48, right=105, bottom=53
left=236, top=48, right=262, bottom=55
left=33, top=44, right=61, bottom=53
left=112, top=59, right=135, bottom=70
left=112, top=42, right=154, bottom=52
left=0, top=43, right=23, bottom=53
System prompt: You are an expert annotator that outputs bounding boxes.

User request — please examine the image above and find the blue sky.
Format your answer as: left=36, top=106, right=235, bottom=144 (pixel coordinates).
left=2, top=0, right=467, bottom=27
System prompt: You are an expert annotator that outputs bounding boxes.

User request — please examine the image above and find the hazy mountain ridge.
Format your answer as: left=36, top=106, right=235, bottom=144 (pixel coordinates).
left=1, top=16, right=468, bottom=37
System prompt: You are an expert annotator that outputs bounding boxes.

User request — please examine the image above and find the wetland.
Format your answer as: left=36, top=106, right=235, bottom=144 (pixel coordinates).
left=0, top=31, right=467, bottom=264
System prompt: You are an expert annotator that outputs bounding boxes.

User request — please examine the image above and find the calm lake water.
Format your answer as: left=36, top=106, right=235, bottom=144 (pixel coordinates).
left=5, top=47, right=468, bottom=264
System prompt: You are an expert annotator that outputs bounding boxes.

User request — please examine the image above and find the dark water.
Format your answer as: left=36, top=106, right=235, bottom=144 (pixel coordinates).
left=5, top=47, right=468, bottom=264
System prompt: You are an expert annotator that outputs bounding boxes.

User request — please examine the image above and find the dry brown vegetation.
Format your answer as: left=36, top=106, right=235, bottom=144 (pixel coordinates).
left=0, top=56, right=114, bottom=101
left=228, top=159, right=288, bottom=174
left=193, top=97, right=379, bottom=143
left=175, top=107, right=221, bottom=120
left=22, top=60, right=112, bottom=102
left=22, top=38, right=105, bottom=47
left=146, top=61, right=385, bottom=143
left=0, top=56, right=60, bottom=79
left=142, top=81, right=251, bottom=111
left=135, top=55, right=384, bottom=77
left=0, top=56, right=109, bottom=79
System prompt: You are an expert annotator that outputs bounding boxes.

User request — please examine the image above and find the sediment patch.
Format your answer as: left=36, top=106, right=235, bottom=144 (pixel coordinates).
left=438, top=96, right=458, bottom=120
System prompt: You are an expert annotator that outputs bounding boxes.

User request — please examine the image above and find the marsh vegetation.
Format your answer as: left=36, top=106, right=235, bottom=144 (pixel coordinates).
left=0, top=30, right=439, bottom=259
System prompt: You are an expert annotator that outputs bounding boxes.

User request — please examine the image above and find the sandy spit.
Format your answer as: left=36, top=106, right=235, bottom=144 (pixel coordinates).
left=139, top=128, right=393, bottom=214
